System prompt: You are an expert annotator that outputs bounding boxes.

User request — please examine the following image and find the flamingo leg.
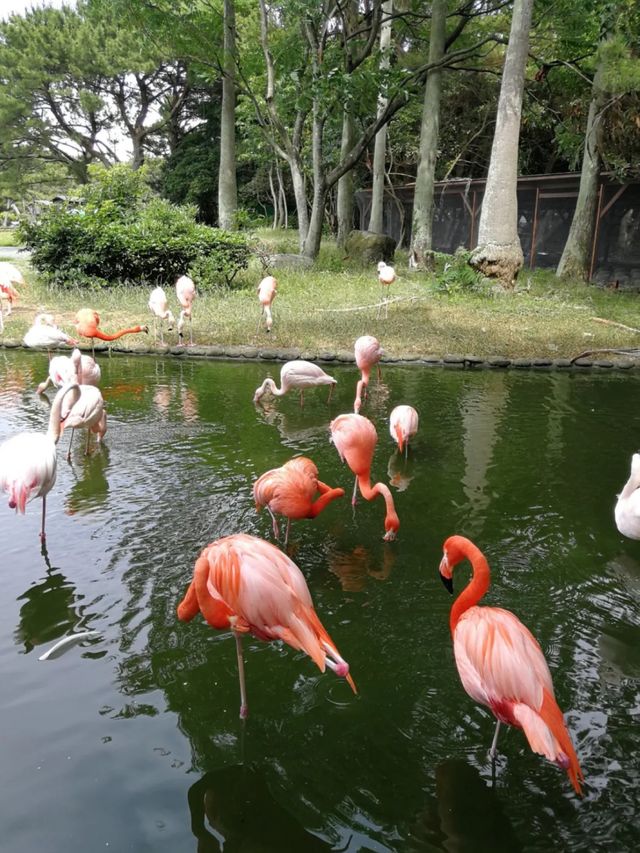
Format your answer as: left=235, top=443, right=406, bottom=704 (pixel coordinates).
left=66, top=428, right=75, bottom=462
left=352, top=475, right=358, bottom=506
left=284, top=517, right=291, bottom=547
left=488, top=720, right=501, bottom=759
left=256, top=309, right=263, bottom=335
left=267, top=507, right=280, bottom=540
left=40, top=495, right=47, bottom=543
left=85, top=429, right=91, bottom=455
left=405, top=441, right=409, bottom=460
left=327, top=383, right=334, bottom=403
left=377, top=364, right=382, bottom=381
left=189, top=316, right=193, bottom=346
left=299, top=390, right=304, bottom=407
left=234, top=633, right=249, bottom=719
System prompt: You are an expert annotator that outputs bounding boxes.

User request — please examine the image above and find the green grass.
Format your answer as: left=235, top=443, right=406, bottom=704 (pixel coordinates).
left=0, top=229, right=19, bottom=247
left=3, top=234, right=640, bottom=360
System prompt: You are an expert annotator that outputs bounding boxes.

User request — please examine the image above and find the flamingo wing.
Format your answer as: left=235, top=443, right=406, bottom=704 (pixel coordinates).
left=0, top=433, right=56, bottom=511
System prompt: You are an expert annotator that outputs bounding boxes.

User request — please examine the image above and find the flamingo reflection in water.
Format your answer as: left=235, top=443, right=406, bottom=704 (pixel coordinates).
left=328, top=544, right=396, bottom=592
left=177, top=533, right=356, bottom=718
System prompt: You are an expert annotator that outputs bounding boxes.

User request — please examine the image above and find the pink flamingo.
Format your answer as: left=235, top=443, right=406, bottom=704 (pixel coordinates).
left=253, top=360, right=336, bottom=405
left=60, top=384, right=105, bottom=460
left=176, top=275, right=196, bottom=345
left=177, top=533, right=356, bottom=718
left=37, top=347, right=100, bottom=394
left=376, top=261, right=396, bottom=319
left=354, top=335, right=382, bottom=413
left=389, top=405, right=419, bottom=457
left=330, top=412, right=400, bottom=541
left=257, top=275, right=277, bottom=333
left=0, top=261, right=23, bottom=333
left=24, top=314, right=76, bottom=355
left=439, top=535, right=584, bottom=795
left=148, top=286, right=175, bottom=344
left=253, top=456, right=345, bottom=545
left=614, top=453, right=640, bottom=539
left=75, top=308, right=147, bottom=356
left=0, top=382, right=80, bottom=541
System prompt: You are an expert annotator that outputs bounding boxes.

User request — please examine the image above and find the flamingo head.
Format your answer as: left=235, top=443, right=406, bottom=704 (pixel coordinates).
left=438, top=535, right=473, bottom=593
left=377, top=261, right=386, bottom=272
left=383, top=511, right=400, bottom=542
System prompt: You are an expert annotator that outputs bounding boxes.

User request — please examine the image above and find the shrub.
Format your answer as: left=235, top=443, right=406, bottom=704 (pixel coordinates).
left=19, top=164, right=251, bottom=288
left=433, top=248, right=486, bottom=294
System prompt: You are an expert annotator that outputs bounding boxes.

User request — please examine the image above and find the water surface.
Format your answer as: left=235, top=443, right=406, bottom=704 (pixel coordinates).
left=0, top=351, right=639, bottom=852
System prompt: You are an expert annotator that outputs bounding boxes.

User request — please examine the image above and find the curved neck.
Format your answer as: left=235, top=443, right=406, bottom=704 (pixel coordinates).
left=309, top=488, right=343, bottom=518
left=93, top=326, right=144, bottom=341
left=450, top=541, right=490, bottom=635
left=267, top=378, right=284, bottom=396
left=357, top=475, right=398, bottom=527
left=47, top=384, right=79, bottom=443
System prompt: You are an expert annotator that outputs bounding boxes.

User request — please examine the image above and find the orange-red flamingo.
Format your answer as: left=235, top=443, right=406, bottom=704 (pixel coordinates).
left=176, top=275, right=196, bottom=345
left=0, top=382, right=80, bottom=542
left=377, top=261, right=396, bottom=319
left=389, top=405, right=419, bottom=457
left=253, top=456, right=345, bottom=545
left=354, top=335, right=382, bottom=413
left=438, top=535, right=584, bottom=795
left=330, top=412, right=400, bottom=541
left=614, top=453, right=640, bottom=539
left=148, top=286, right=175, bottom=344
left=177, top=533, right=356, bottom=718
left=257, top=275, right=277, bottom=333
left=75, top=309, right=147, bottom=355
left=253, top=360, right=336, bottom=405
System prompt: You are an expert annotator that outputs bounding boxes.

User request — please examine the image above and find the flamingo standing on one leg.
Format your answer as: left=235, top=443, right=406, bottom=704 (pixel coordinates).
left=376, top=261, right=396, bottom=319
left=614, top=453, right=640, bottom=539
left=148, top=286, right=175, bottom=344
left=75, top=309, right=147, bottom=355
left=60, top=384, right=105, bottom=461
left=0, top=382, right=80, bottom=542
left=253, top=360, right=337, bottom=406
left=176, top=533, right=356, bottom=718
left=330, top=412, right=400, bottom=541
left=389, top=405, right=419, bottom=458
left=176, top=275, right=196, bottom=345
left=0, top=261, right=23, bottom=333
left=37, top=347, right=100, bottom=394
left=354, top=335, right=382, bottom=413
left=438, top=534, right=584, bottom=795
left=257, top=275, right=277, bottom=334
left=253, top=456, right=345, bottom=545
left=24, top=314, right=76, bottom=356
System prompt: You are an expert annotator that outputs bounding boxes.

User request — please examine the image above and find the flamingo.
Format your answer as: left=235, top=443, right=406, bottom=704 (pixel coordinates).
left=24, top=313, right=76, bottom=355
left=253, top=456, right=345, bottom=545
left=377, top=261, right=396, bottom=319
left=75, top=308, right=147, bottom=355
left=438, top=535, right=584, bottom=795
left=176, top=533, right=356, bottom=718
left=330, top=412, right=400, bottom=541
left=614, top=453, right=640, bottom=539
left=37, top=347, right=100, bottom=394
left=354, top=335, right=382, bottom=413
left=89, top=410, right=108, bottom=445
left=0, top=261, right=23, bottom=333
left=60, top=384, right=105, bottom=460
left=176, top=275, right=196, bottom=345
left=389, top=405, right=419, bottom=457
left=148, top=286, right=175, bottom=344
left=257, top=275, right=277, bottom=333
left=253, top=360, right=337, bottom=405
left=0, top=382, right=80, bottom=541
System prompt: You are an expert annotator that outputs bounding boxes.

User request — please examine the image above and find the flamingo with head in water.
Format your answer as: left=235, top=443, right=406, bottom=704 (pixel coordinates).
left=354, top=335, right=382, bottom=413
left=253, top=360, right=337, bottom=406
left=177, top=533, right=356, bottom=718
left=438, top=534, right=584, bottom=795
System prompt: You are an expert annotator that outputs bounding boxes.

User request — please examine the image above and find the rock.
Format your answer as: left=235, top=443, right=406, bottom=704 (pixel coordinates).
left=263, top=253, right=314, bottom=270
left=344, top=230, right=396, bottom=265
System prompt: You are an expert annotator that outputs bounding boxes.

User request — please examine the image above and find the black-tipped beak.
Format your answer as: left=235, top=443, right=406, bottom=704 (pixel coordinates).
left=440, top=574, right=453, bottom=594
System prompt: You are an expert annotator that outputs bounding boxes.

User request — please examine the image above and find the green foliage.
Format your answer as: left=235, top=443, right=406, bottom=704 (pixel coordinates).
left=19, top=164, right=250, bottom=288
left=433, top=249, right=486, bottom=295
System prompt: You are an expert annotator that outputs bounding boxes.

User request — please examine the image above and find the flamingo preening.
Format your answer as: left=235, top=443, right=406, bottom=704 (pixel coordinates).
left=354, top=335, right=383, bottom=413
left=438, top=535, right=584, bottom=795
left=330, top=412, right=400, bottom=541
left=257, top=275, right=277, bottom=333
left=37, top=347, right=100, bottom=395
left=176, top=275, right=196, bottom=345
left=389, top=405, right=419, bottom=457
left=253, top=456, right=345, bottom=545
left=253, top=360, right=337, bottom=406
left=148, top=286, right=175, bottom=344
left=24, top=314, right=76, bottom=355
left=0, top=382, right=80, bottom=542
left=177, top=533, right=356, bottom=718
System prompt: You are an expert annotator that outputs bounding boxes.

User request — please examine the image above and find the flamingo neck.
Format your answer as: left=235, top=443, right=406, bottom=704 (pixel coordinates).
left=92, top=326, right=144, bottom=341
left=308, top=488, right=344, bottom=518
left=449, top=541, right=490, bottom=634
left=47, top=384, right=79, bottom=444
left=357, top=476, right=399, bottom=534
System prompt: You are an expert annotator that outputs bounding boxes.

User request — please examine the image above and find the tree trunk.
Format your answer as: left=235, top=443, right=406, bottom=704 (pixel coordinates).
left=470, top=0, right=534, bottom=287
left=409, top=0, right=447, bottom=270
left=218, top=0, right=238, bottom=230
left=556, top=60, right=606, bottom=280
left=368, top=0, right=393, bottom=234
left=336, top=106, right=355, bottom=247
left=290, top=156, right=309, bottom=251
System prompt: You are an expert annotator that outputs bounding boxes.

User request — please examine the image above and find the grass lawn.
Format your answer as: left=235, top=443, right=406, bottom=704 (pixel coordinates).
left=2, top=230, right=639, bottom=360
left=0, top=229, right=18, bottom=247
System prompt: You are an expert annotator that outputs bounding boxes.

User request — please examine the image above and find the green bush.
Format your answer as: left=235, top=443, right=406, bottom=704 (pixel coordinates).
left=433, top=248, right=486, bottom=294
left=19, top=164, right=251, bottom=288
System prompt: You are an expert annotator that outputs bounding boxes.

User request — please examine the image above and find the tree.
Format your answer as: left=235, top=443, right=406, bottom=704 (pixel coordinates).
left=470, top=0, right=535, bottom=286
left=218, top=0, right=238, bottom=229
left=368, top=0, right=393, bottom=235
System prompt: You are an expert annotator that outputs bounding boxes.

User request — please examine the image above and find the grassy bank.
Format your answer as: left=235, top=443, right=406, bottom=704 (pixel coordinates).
left=3, top=232, right=640, bottom=360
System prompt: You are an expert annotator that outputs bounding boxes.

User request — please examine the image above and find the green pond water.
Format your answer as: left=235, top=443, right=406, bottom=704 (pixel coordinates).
left=0, top=350, right=638, bottom=853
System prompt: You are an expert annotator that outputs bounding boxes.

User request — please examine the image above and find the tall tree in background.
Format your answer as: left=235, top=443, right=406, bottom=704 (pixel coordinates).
left=218, top=0, right=238, bottom=229
left=470, top=0, right=535, bottom=286
left=409, top=0, right=447, bottom=269
left=368, top=0, right=393, bottom=235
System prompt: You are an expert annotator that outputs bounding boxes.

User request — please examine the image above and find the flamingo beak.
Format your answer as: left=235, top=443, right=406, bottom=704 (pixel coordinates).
left=439, top=554, right=453, bottom=594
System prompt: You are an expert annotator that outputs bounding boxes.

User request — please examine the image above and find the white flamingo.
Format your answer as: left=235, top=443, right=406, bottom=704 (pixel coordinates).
left=615, top=453, right=640, bottom=539
left=176, top=275, right=196, bottom=345
left=0, top=382, right=80, bottom=541
left=389, top=405, right=419, bottom=457
left=148, top=286, right=175, bottom=344
left=377, top=261, right=396, bottom=319
left=257, top=275, right=277, bottom=333
left=24, top=313, right=76, bottom=355
left=37, top=347, right=100, bottom=394
left=253, top=360, right=337, bottom=406
left=61, top=384, right=105, bottom=461
left=0, top=261, right=23, bottom=333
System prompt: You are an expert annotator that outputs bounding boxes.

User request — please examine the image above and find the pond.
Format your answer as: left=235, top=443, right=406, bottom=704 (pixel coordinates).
left=0, top=350, right=638, bottom=853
